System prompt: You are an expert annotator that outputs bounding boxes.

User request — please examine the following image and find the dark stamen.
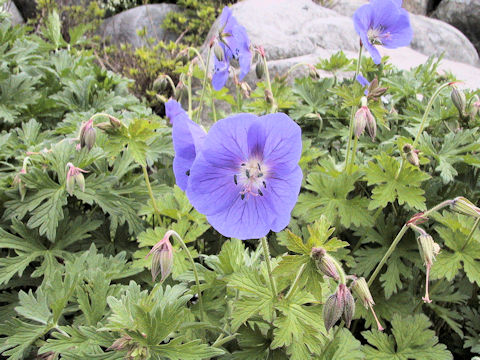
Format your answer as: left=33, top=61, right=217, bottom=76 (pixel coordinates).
left=241, top=194, right=245, bottom=200
left=258, top=172, right=263, bottom=178
left=234, top=174, right=237, bottom=185
left=263, top=181, right=266, bottom=188
left=258, top=189, right=263, bottom=196
left=241, top=163, right=246, bottom=166
left=257, top=163, right=261, bottom=170
left=186, top=170, right=190, bottom=176
left=246, top=169, right=250, bottom=178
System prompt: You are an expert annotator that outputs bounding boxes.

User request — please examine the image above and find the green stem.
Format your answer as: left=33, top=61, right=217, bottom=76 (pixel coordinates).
left=462, top=217, right=480, bottom=251
left=285, top=263, right=306, bottom=300
left=368, top=224, right=408, bottom=287
left=210, top=95, right=217, bottom=122
left=212, top=333, right=238, bottom=348
left=142, top=166, right=205, bottom=320
left=348, top=136, right=359, bottom=173
left=395, top=82, right=451, bottom=179
left=197, top=45, right=212, bottom=123
left=344, top=46, right=363, bottom=173
left=187, top=71, right=193, bottom=118
left=262, top=54, right=276, bottom=113
left=261, top=236, right=278, bottom=296
left=367, top=199, right=454, bottom=287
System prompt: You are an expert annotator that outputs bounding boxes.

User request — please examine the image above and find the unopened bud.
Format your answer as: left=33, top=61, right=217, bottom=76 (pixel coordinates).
left=311, top=247, right=340, bottom=281
left=417, top=233, right=437, bottom=267
left=66, top=163, right=88, bottom=196
left=342, top=285, right=355, bottom=328
left=214, top=44, right=225, bottom=62
left=470, top=95, right=480, bottom=122
left=451, top=86, right=466, bottom=116
left=367, top=77, right=388, bottom=99
left=108, top=115, right=122, bottom=128
left=365, top=107, right=376, bottom=141
left=406, top=149, right=420, bottom=167
left=323, top=292, right=344, bottom=332
left=255, top=60, right=264, bottom=79
left=351, top=277, right=384, bottom=331
left=146, top=230, right=175, bottom=282
left=95, top=121, right=113, bottom=131
left=451, top=196, right=480, bottom=218
left=240, top=82, right=252, bottom=98
left=12, top=168, right=27, bottom=201
left=153, top=76, right=169, bottom=93
left=75, top=173, right=85, bottom=192
left=354, top=107, right=367, bottom=138
left=79, top=119, right=96, bottom=150
left=107, top=335, right=132, bottom=351
left=175, top=82, right=188, bottom=100
left=308, top=65, right=320, bottom=79
left=264, top=89, right=274, bottom=104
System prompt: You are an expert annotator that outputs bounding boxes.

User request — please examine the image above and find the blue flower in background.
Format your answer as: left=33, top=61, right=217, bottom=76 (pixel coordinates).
left=212, top=6, right=252, bottom=91
left=165, top=99, right=206, bottom=191
left=353, top=0, right=412, bottom=64
left=356, top=74, right=370, bottom=95
left=185, top=113, right=302, bottom=240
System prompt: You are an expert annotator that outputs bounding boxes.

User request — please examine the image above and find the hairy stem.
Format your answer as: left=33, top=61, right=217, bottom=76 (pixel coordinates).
left=197, top=45, right=212, bottom=123
left=261, top=236, right=278, bottom=296
left=285, top=263, right=306, bottom=300
left=142, top=166, right=205, bottom=320
left=344, top=45, right=363, bottom=173
left=262, top=54, right=277, bottom=113
left=462, top=217, right=480, bottom=251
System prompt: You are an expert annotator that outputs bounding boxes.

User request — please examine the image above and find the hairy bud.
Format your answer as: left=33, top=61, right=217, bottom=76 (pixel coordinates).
left=153, top=75, right=169, bottom=93
left=214, top=43, right=225, bottom=62
left=66, top=163, right=88, bottom=196
left=354, top=106, right=368, bottom=138
left=255, top=60, right=264, bottom=79
left=12, top=168, right=27, bottom=201
left=342, top=285, right=355, bottom=328
left=416, top=232, right=440, bottom=303
left=264, top=89, right=274, bottom=104
left=146, top=230, right=175, bottom=282
left=240, top=82, right=252, bottom=98
left=451, top=86, right=466, bottom=117
left=323, top=284, right=355, bottom=332
left=351, top=277, right=384, bottom=331
left=311, top=247, right=340, bottom=281
left=79, top=119, right=96, bottom=151
left=470, top=95, right=480, bottom=121
left=451, top=196, right=480, bottom=219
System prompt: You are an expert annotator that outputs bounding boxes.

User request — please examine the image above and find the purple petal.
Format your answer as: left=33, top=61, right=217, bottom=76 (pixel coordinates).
left=353, top=3, right=372, bottom=35
left=212, top=57, right=230, bottom=91
left=370, top=0, right=403, bottom=30
left=186, top=152, right=241, bottom=216
left=356, top=74, right=370, bottom=88
left=231, top=25, right=251, bottom=80
left=382, top=9, right=413, bottom=48
left=361, top=33, right=382, bottom=64
left=258, top=113, right=302, bottom=171
left=166, top=100, right=206, bottom=190
left=264, top=165, right=303, bottom=232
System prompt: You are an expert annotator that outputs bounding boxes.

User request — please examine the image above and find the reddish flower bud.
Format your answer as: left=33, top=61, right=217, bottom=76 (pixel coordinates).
left=146, top=230, right=175, bottom=282
left=416, top=233, right=441, bottom=303
left=323, top=284, right=355, bottom=332
left=352, top=277, right=384, bottom=331
left=451, top=85, right=466, bottom=116
left=66, top=163, right=88, bottom=196
left=354, top=106, right=368, bottom=138
left=311, top=247, right=340, bottom=281
left=79, top=119, right=96, bottom=151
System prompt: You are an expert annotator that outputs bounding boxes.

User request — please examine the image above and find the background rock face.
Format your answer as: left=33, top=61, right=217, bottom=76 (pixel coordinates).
left=3, top=1, right=23, bottom=25
left=99, top=4, right=180, bottom=48
left=402, top=0, right=432, bottom=15
left=12, top=0, right=35, bottom=20
left=433, top=0, right=480, bottom=57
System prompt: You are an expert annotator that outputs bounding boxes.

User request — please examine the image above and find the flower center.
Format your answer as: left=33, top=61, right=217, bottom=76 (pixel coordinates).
left=234, top=158, right=268, bottom=200
left=367, top=26, right=391, bottom=45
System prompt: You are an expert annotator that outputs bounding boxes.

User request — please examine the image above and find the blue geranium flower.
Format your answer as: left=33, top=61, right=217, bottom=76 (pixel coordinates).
left=183, top=113, right=302, bottom=240
left=212, top=6, right=252, bottom=91
left=353, top=0, right=412, bottom=64
left=356, top=74, right=370, bottom=95
left=165, top=99, right=206, bottom=191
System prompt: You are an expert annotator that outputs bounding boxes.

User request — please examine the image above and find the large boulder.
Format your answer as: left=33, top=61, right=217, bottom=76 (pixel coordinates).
left=433, top=0, right=480, bottom=57
left=402, top=0, right=432, bottom=15
left=13, top=0, right=36, bottom=20
left=99, top=4, right=180, bottom=48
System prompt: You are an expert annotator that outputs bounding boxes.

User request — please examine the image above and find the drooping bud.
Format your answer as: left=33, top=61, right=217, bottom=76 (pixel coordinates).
left=255, top=60, right=264, bottom=79
left=107, top=115, right=122, bottom=128
left=308, top=65, right=320, bottom=80
left=175, top=81, right=188, bottom=100
left=342, top=285, right=355, bottom=328
left=214, top=43, right=225, bottom=62
left=450, top=196, right=480, bottom=219
left=365, top=107, right=376, bottom=141
left=323, top=292, right=344, bottom=332
left=451, top=85, right=467, bottom=117
left=323, top=283, right=355, bottom=332
left=79, top=118, right=96, bottom=151
left=240, top=81, right=252, bottom=98
left=354, top=106, right=368, bottom=138
left=403, top=143, right=420, bottom=167
left=470, top=95, right=480, bottom=121
left=311, top=247, right=340, bottom=281
left=153, top=75, right=169, bottom=93
left=416, top=233, right=440, bottom=303
left=66, top=163, right=88, bottom=196
left=145, top=230, right=175, bottom=282
left=12, top=168, right=27, bottom=201
left=351, top=277, right=384, bottom=331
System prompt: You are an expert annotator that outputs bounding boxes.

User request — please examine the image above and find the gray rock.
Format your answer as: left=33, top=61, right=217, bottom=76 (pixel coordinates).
left=403, top=0, right=432, bottom=15
left=99, top=4, right=180, bottom=48
left=4, top=1, right=23, bottom=25
left=433, top=0, right=480, bottom=56
left=331, top=0, right=479, bottom=65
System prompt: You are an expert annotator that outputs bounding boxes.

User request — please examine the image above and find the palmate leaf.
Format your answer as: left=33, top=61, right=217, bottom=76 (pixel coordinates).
left=295, top=171, right=373, bottom=227
left=420, top=130, right=480, bottom=184
left=319, top=328, right=364, bottom=360
left=362, top=314, right=452, bottom=360
left=365, top=152, right=430, bottom=210
left=0, top=318, right=47, bottom=360
left=151, top=337, right=224, bottom=360
left=430, top=212, right=480, bottom=285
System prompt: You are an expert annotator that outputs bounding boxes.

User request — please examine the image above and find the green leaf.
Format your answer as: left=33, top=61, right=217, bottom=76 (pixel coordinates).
left=319, top=328, right=364, bottom=360
left=362, top=314, right=452, bottom=360
left=365, top=152, right=430, bottom=210
left=152, top=337, right=224, bottom=359
left=296, top=171, right=373, bottom=227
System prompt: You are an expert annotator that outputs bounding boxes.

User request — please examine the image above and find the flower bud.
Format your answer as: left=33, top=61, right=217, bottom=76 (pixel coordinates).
left=342, top=285, right=355, bottom=328
left=323, top=292, right=344, bottom=332
left=308, top=65, right=320, bottom=80
left=214, top=43, right=225, bottom=62
left=470, top=96, right=480, bottom=121
left=416, top=233, right=440, bottom=303
left=75, top=172, right=85, bottom=192
left=108, top=115, right=122, bottom=128
left=451, top=86, right=466, bottom=116
left=450, top=196, right=480, bottom=219
left=311, top=247, right=340, bottom=281
left=95, top=122, right=113, bottom=131
left=66, top=163, right=88, bottom=196
left=354, top=107, right=367, bottom=138
left=365, top=107, right=376, bottom=141
left=146, top=230, right=175, bottom=282
left=12, top=168, right=27, bottom=201
left=79, top=119, right=96, bottom=151
left=351, top=277, right=384, bottom=331
left=175, top=82, right=188, bottom=100
left=264, top=89, right=274, bottom=104
left=255, top=60, right=264, bottom=79
left=153, top=75, right=169, bottom=93
left=240, top=81, right=252, bottom=98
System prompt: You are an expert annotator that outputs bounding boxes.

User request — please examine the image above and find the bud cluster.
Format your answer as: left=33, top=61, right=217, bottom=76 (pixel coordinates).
left=402, top=143, right=420, bottom=167
left=79, top=118, right=96, bottom=151
left=354, top=99, right=376, bottom=140
left=365, top=77, right=387, bottom=100
left=66, top=163, right=88, bottom=196
left=145, top=230, right=175, bottom=282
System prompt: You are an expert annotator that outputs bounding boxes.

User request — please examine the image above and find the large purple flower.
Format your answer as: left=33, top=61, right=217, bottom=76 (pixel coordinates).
left=165, top=99, right=206, bottom=191
left=186, top=113, right=302, bottom=240
left=353, top=0, right=412, bottom=64
left=212, top=6, right=252, bottom=91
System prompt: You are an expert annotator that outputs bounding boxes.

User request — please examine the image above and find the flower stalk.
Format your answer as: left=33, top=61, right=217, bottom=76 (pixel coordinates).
left=261, top=236, right=278, bottom=296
